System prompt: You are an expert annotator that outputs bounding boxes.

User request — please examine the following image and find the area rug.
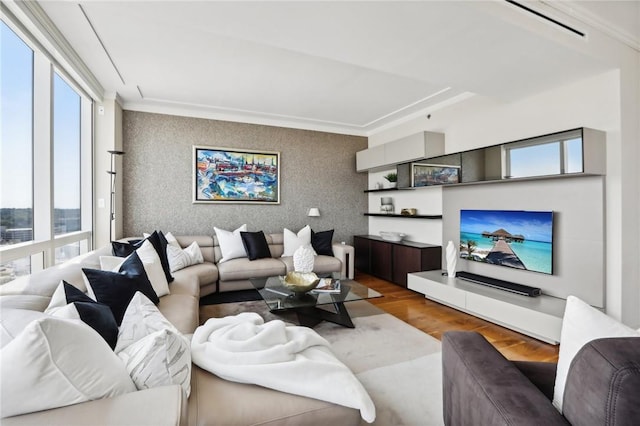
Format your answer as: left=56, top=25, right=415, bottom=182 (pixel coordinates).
left=200, top=300, right=444, bottom=425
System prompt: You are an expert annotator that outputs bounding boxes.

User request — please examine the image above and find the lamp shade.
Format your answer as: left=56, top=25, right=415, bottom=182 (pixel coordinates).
left=307, top=208, right=320, bottom=217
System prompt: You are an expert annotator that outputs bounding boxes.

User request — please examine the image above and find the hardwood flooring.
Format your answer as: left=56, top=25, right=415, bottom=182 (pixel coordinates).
left=356, top=272, right=559, bottom=363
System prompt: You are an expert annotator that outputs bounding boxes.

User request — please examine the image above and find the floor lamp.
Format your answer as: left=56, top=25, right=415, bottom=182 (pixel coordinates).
left=107, top=150, right=125, bottom=242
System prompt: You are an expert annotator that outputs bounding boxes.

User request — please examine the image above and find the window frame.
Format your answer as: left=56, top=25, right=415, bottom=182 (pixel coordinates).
left=0, top=16, right=93, bottom=277
left=503, top=129, right=583, bottom=179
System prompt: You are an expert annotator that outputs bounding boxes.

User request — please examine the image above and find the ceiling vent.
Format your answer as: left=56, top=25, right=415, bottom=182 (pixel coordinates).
left=505, top=0, right=586, bottom=38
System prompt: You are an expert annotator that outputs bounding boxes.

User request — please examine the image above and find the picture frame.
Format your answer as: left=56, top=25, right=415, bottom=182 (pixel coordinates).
left=193, top=146, right=280, bottom=204
left=412, top=163, right=460, bottom=187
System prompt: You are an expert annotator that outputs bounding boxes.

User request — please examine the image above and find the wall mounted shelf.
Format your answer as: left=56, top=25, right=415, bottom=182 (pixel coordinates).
left=364, top=188, right=414, bottom=193
left=364, top=213, right=442, bottom=219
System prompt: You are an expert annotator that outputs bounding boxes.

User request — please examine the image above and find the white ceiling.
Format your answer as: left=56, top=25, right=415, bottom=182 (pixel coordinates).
left=36, top=1, right=638, bottom=136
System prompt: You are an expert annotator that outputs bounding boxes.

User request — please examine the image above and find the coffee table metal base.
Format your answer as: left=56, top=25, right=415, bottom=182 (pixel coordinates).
left=279, top=302, right=355, bottom=328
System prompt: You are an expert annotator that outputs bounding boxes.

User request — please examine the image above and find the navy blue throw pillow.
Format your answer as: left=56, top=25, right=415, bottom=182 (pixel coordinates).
left=240, top=231, right=271, bottom=261
left=148, top=231, right=174, bottom=283
left=61, top=281, right=119, bottom=350
left=111, top=239, right=142, bottom=257
left=311, top=229, right=334, bottom=256
left=82, top=252, right=159, bottom=325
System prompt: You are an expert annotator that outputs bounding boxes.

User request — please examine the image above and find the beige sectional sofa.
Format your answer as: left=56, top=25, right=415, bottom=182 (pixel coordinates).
left=0, top=235, right=359, bottom=425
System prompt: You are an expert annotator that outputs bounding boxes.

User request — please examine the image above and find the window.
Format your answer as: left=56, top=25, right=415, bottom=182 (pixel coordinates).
left=53, top=73, right=81, bottom=236
left=0, top=19, right=93, bottom=283
left=1, top=22, right=33, bottom=247
left=505, top=130, right=583, bottom=179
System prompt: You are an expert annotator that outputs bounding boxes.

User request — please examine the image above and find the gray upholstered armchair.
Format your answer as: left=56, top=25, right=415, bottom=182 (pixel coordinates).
left=442, top=331, right=640, bottom=425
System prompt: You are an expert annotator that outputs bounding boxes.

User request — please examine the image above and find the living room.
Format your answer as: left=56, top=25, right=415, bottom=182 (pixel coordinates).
left=1, top=1, right=639, bottom=425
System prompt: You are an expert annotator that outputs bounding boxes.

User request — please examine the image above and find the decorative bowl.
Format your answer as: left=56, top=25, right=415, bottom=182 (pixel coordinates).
left=280, top=272, right=320, bottom=294
left=380, top=231, right=406, bottom=242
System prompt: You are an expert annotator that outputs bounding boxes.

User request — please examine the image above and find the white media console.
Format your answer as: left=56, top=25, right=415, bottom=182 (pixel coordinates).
left=408, top=270, right=566, bottom=344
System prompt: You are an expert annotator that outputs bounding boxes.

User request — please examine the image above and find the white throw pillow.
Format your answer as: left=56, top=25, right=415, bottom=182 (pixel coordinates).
left=118, top=328, right=191, bottom=397
left=0, top=309, right=50, bottom=349
left=552, top=295, right=640, bottom=412
left=214, top=224, right=247, bottom=263
left=167, top=241, right=204, bottom=272
left=0, top=317, right=136, bottom=418
left=45, top=280, right=77, bottom=314
left=99, top=239, right=170, bottom=298
left=115, top=292, right=179, bottom=353
left=282, top=225, right=312, bottom=257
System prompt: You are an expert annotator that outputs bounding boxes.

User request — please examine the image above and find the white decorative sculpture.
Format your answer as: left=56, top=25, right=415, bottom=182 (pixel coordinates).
left=446, top=241, right=457, bottom=278
left=293, top=245, right=315, bottom=273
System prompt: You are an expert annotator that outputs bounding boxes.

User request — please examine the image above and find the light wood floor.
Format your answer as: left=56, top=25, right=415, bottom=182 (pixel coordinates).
left=356, top=272, right=559, bottom=363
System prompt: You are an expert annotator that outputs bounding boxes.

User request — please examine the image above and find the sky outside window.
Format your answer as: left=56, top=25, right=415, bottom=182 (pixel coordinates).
left=509, top=142, right=561, bottom=178
left=53, top=73, right=81, bottom=234
left=1, top=21, right=34, bottom=241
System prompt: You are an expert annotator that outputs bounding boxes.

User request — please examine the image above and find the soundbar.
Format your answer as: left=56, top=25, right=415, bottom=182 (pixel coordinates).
left=455, top=271, right=541, bottom=297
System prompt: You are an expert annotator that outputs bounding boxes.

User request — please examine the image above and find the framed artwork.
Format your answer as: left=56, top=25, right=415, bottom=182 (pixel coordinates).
left=193, top=146, right=280, bottom=204
left=412, top=163, right=460, bottom=187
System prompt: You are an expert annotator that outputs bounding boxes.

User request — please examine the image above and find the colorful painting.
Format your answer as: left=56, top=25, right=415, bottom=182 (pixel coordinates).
left=412, top=163, right=460, bottom=187
left=193, top=146, right=280, bottom=204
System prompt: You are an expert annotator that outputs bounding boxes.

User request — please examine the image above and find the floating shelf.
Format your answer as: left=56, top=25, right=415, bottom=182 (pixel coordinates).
left=364, top=213, right=443, bottom=219
left=364, top=187, right=408, bottom=193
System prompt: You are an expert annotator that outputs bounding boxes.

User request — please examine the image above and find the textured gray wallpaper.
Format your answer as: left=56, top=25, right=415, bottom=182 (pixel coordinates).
left=122, top=111, right=368, bottom=244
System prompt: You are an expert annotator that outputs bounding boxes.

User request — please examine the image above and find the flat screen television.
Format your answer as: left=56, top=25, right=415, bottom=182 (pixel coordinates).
left=459, top=210, right=554, bottom=275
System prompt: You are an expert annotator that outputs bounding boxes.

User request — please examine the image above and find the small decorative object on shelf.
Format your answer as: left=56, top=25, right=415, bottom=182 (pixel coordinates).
left=380, top=197, right=394, bottom=214
left=380, top=231, right=405, bottom=242
left=401, top=208, right=417, bottom=216
left=446, top=240, right=457, bottom=277
left=383, top=172, right=397, bottom=188
left=293, top=245, right=315, bottom=273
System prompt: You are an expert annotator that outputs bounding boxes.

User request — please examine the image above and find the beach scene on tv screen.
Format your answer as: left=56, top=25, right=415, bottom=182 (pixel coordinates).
left=459, top=210, right=553, bottom=275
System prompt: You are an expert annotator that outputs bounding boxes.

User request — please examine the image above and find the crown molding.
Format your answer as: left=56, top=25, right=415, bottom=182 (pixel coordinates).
left=3, top=1, right=104, bottom=101
left=123, top=98, right=369, bottom=137
left=541, top=0, right=639, bottom=52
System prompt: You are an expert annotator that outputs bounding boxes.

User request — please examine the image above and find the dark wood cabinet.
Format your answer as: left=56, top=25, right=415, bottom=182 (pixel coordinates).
left=354, top=235, right=442, bottom=287
left=370, top=240, right=393, bottom=282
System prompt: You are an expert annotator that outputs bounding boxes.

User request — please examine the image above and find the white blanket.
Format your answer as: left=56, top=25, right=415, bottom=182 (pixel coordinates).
left=191, top=312, right=376, bottom=423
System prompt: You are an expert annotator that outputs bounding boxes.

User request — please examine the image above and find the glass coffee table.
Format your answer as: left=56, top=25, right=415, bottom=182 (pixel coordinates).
left=250, top=276, right=382, bottom=328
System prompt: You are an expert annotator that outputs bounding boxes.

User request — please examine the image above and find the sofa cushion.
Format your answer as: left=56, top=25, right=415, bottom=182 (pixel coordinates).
left=171, top=263, right=215, bottom=296
left=217, top=257, right=286, bottom=282
left=281, top=255, right=341, bottom=275
left=282, top=225, right=312, bottom=257
left=83, top=252, right=159, bottom=325
left=552, top=295, right=640, bottom=412
left=188, top=366, right=360, bottom=426
left=0, top=317, right=136, bottom=418
left=157, top=294, right=199, bottom=335
left=0, top=386, right=186, bottom=426
left=215, top=224, right=248, bottom=263
left=312, top=229, right=334, bottom=256
left=241, top=231, right=272, bottom=260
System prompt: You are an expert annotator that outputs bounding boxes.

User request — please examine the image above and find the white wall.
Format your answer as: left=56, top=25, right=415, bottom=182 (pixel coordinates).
left=93, top=98, right=124, bottom=248
left=367, top=67, right=639, bottom=325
